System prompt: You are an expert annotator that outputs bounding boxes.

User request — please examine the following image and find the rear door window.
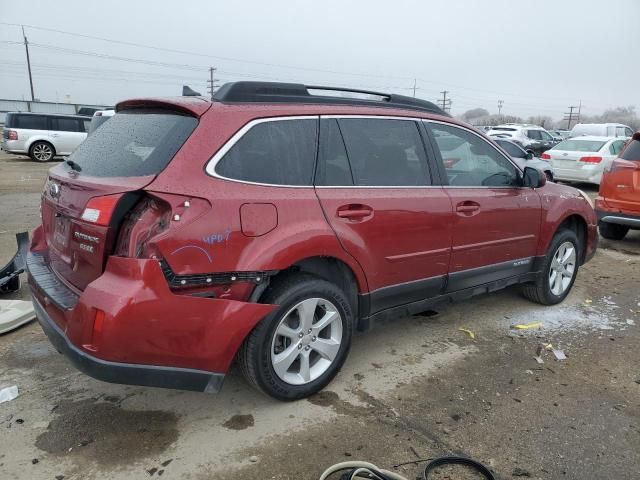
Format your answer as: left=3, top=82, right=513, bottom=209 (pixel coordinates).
left=527, top=130, right=542, bottom=140
left=316, top=119, right=353, bottom=186
left=66, top=110, right=197, bottom=177
left=50, top=117, right=81, bottom=132
left=337, top=118, right=431, bottom=186
left=496, top=140, right=525, bottom=158
left=620, top=140, right=640, bottom=161
left=609, top=140, right=626, bottom=155
left=215, top=118, right=318, bottom=186
left=429, top=123, right=519, bottom=187
left=15, top=114, right=47, bottom=130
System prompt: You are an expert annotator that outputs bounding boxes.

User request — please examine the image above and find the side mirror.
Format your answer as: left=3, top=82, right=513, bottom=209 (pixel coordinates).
left=525, top=151, right=534, bottom=160
left=523, top=166, right=546, bottom=188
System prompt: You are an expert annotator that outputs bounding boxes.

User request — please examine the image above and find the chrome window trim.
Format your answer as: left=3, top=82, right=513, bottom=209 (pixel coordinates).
left=205, top=113, right=526, bottom=189
left=205, top=115, right=319, bottom=189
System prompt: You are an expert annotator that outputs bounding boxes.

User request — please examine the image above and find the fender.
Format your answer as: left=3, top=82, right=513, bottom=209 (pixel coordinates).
left=535, top=183, right=597, bottom=259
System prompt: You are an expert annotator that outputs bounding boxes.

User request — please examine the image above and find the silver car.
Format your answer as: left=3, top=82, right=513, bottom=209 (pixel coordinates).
left=1, top=112, right=90, bottom=162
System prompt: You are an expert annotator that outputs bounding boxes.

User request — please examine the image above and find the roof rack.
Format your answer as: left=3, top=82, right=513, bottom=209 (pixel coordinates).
left=212, top=81, right=450, bottom=116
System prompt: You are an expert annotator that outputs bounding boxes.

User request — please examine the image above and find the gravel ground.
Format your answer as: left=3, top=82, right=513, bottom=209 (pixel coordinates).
left=1, top=152, right=639, bottom=480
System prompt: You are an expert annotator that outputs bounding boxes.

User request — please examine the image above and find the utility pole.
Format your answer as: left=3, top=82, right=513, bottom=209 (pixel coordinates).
left=22, top=26, right=35, bottom=101
left=412, top=79, right=417, bottom=98
left=498, top=100, right=504, bottom=115
left=438, top=90, right=452, bottom=113
left=564, top=105, right=580, bottom=129
left=207, top=67, right=219, bottom=100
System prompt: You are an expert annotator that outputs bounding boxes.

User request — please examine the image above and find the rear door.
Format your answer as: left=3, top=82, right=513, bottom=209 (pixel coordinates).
left=425, top=121, right=541, bottom=292
left=314, top=117, right=452, bottom=314
left=49, top=117, right=87, bottom=155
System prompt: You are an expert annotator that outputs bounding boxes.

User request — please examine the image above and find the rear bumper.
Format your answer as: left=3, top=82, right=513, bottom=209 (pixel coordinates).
left=553, top=165, right=603, bottom=184
left=27, top=226, right=276, bottom=392
left=1, top=139, right=27, bottom=154
left=32, top=294, right=225, bottom=392
left=597, top=210, right=640, bottom=228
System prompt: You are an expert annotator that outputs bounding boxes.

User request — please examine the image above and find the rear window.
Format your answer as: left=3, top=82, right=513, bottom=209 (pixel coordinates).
left=552, top=139, right=605, bottom=152
left=215, top=118, right=318, bottom=186
left=620, top=140, right=640, bottom=161
left=66, top=110, right=197, bottom=177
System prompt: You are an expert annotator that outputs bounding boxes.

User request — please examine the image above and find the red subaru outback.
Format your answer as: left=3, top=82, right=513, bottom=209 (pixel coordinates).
left=28, top=82, right=597, bottom=400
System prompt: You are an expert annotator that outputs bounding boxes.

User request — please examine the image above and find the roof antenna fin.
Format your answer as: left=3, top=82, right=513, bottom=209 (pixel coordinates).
left=182, top=85, right=201, bottom=97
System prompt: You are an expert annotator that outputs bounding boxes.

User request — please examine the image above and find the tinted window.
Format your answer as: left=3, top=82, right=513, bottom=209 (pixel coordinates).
left=50, top=117, right=80, bottom=132
left=15, top=114, right=47, bottom=130
left=216, top=119, right=317, bottom=186
left=625, top=128, right=634, bottom=137
left=430, top=123, right=519, bottom=187
left=67, top=110, right=197, bottom=177
left=496, top=140, right=525, bottom=158
left=527, top=130, right=542, bottom=140
left=620, top=140, right=640, bottom=161
left=82, top=119, right=90, bottom=132
left=337, top=118, right=430, bottom=186
left=539, top=131, right=553, bottom=141
left=553, top=139, right=606, bottom=152
left=316, top=119, right=353, bottom=186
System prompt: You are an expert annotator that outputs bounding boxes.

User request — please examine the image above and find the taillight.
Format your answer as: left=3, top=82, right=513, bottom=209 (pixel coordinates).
left=579, top=156, right=602, bottom=164
left=541, top=153, right=551, bottom=160
left=81, top=194, right=124, bottom=226
left=7, top=130, right=18, bottom=140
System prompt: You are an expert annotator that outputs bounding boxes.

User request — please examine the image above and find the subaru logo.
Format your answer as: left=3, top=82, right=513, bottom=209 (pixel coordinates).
left=49, top=182, right=61, bottom=198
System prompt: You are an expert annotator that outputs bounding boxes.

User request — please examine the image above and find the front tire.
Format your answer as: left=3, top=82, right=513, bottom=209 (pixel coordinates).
left=29, top=141, right=55, bottom=162
left=239, top=273, right=353, bottom=401
left=599, top=222, right=629, bottom=240
left=522, top=229, right=580, bottom=305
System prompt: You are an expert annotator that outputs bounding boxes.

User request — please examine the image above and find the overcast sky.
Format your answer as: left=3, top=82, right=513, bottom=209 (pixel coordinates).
left=1, top=0, right=638, bottom=119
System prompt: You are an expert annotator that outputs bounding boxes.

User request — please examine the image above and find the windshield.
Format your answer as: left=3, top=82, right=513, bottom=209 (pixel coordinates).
left=67, top=109, right=197, bottom=177
left=552, top=139, right=606, bottom=152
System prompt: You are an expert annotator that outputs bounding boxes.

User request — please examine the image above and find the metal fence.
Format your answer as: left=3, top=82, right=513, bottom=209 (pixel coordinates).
left=0, top=99, right=110, bottom=125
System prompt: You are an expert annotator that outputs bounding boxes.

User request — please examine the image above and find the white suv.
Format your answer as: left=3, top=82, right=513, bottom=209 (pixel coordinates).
left=486, top=124, right=559, bottom=157
left=2, top=112, right=90, bottom=162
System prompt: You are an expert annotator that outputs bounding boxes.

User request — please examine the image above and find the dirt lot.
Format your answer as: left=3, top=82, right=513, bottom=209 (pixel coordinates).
left=1, top=152, right=639, bottom=480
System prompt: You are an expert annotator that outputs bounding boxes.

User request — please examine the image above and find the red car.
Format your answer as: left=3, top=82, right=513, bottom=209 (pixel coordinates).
left=28, top=82, right=597, bottom=400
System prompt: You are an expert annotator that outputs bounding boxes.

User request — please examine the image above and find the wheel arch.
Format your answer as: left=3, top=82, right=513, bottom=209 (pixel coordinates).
left=28, top=138, right=56, bottom=158
left=554, top=214, right=588, bottom=264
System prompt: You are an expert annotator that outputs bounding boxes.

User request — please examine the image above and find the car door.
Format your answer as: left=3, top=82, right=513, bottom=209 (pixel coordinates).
left=314, top=117, right=453, bottom=314
left=425, top=121, right=542, bottom=292
left=49, top=117, right=87, bottom=155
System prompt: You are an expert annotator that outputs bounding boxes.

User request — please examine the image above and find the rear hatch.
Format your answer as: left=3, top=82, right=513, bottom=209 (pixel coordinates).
left=41, top=108, right=198, bottom=291
left=602, top=136, right=640, bottom=213
left=546, top=139, right=607, bottom=169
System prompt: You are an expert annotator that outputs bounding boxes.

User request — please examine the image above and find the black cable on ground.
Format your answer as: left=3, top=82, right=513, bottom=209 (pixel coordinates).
left=422, top=456, right=496, bottom=480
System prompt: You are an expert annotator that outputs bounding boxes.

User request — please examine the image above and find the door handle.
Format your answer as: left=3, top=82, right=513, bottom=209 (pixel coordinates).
left=337, top=204, right=373, bottom=220
left=456, top=201, right=481, bottom=215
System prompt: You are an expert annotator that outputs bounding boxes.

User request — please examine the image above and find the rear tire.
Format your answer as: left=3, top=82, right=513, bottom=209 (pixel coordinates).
left=522, top=229, right=580, bottom=305
left=239, top=273, right=353, bottom=401
left=599, top=222, right=629, bottom=240
left=29, top=141, right=55, bottom=162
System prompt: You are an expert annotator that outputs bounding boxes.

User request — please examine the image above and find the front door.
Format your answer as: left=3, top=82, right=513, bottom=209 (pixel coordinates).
left=314, top=117, right=452, bottom=314
left=425, top=121, right=542, bottom=292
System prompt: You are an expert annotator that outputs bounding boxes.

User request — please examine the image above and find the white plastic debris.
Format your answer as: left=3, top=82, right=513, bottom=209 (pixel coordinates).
left=0, top=385, right=19, bottom=404
left=553, top=349, right=567, bottom=361
left=0, top=300, right=35, bottom=334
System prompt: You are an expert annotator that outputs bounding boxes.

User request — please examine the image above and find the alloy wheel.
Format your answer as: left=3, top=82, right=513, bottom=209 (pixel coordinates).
left=548, top=241, right=576, bottom=296
left=33, top=143, right=53, bottom=161
left=270, top=297, right=343, bottom=385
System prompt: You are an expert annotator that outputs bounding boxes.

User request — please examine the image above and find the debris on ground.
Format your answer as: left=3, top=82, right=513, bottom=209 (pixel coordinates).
left=0, top=232, right=28, bottom=294
left=512, top=466, right=531, bottom=476
left=458, top=328, right=475, bottom=339
left=0, top=385, right=19, bottom=404
left=552, top=349, right=567, bottom=361
left=512, top=322, right=542, bottom=330
left=0, top=300, right=36, bottom=334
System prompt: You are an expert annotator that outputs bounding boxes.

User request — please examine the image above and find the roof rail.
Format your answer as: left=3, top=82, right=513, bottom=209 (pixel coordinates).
left=212, top=81, right=450, bottom=116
